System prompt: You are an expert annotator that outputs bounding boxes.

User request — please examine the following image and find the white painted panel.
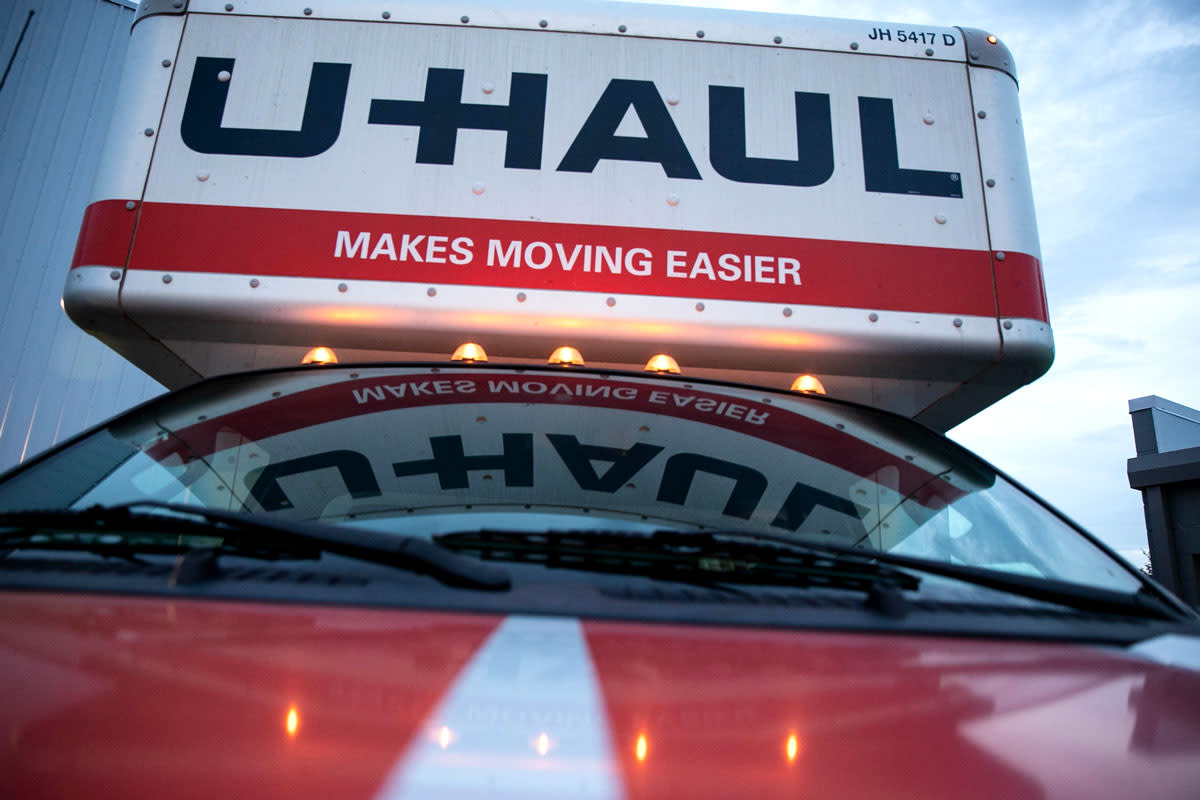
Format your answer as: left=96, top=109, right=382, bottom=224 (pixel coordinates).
left=146, top=14, right=988, bottom=248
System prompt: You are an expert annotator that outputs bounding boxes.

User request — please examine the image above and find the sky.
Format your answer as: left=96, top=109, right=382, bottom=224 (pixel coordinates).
left=613, top=0, right=1200, bottom=566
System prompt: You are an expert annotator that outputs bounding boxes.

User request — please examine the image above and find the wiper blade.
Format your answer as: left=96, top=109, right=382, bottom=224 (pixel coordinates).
left=0, top=502, right=509, bottom=591
left=702, top=530, right=1184, bottom=622
left=434, top=528, right=920, bottom=599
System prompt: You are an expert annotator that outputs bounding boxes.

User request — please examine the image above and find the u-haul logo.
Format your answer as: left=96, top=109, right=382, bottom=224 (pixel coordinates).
left=181, top=57, right=963, bottom=198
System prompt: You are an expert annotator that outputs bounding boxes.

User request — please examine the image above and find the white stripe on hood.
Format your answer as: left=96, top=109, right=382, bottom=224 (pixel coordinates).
left=374, top=615, right=626, bottom=800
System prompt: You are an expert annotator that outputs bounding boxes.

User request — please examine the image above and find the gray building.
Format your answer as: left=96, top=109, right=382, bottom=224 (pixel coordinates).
left=1128, top=396, right=1200, bottom=608
left=0, top=0, right=162, bottom=471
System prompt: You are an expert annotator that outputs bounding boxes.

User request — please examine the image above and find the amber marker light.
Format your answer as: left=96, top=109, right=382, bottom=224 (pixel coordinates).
left=536, top=732, right=551, bottom=756
left=785, top=733, right=800, bottom=763
left=789, top=374, right=826, bottom=395
left=635, top=733, right=649, bottom=763
left=548, top=346, right=585, bottom=367
left=301, top=346, right=338, bottom=365
left=285, top=706, right=300, bottom=738
left=451, top=342, right=488, bottom=363
left=644, top=354, right=680, bottom=374
left=987, top=34, right=998, bottom=44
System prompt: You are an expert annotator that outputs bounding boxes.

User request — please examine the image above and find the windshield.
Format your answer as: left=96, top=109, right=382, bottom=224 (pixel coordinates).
left=0, top=365, right=1141, bottom=595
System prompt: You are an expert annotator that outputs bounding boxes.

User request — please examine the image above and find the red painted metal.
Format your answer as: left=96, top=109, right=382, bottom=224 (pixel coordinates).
left=3, top=592, right=1198, bottom=799
left=69, top=200, right=1049, bottom=322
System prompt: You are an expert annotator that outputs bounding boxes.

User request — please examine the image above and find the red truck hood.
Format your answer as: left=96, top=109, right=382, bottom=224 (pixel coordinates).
left=2, top=592, right=1198, bottom=799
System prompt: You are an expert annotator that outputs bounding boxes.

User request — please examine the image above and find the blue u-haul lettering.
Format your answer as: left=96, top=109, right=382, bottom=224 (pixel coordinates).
left=246, top=436, right=866, bottom=531
left=181, top=59, right=963, bottom=199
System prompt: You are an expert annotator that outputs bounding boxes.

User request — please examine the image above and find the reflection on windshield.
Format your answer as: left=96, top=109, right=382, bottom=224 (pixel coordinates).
left=0, top=366, right=1140, bottom=594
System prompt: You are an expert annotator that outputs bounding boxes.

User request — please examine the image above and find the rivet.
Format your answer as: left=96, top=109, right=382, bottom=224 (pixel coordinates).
left=516, top=292, right=527, bottom=302
left=161, top=58, right=172, bottom=67
left=696, top=30, right=705, bottom=38
left=472, top=182, right=485, bottom=195
left=217, top=70, right=231, bottom=82
left=666, top=95, right=679, bottom=106
left=950, top=173, right=960, bottom=182
left=196, top=170, right=210, bottom=181
left=953, top=318, right=963, bottom=328
left=481, top=82, right=494, bottom=94
left=172, top=0, right=183, bottom=7
left=868, top=312, right=879, bottom=322
left=382, top=11, right=390, bottom=19
left=143, top=128, right=155, bottom=136
left=977, top=110, right=987, bottom=119
left=774, top=35, right=782, bottom=44
left=124, top=201, right=137, bottom=210
left=935, top=214, right=947, bottom=224
left=224, top=3, right=233, bottom=10
left=850, top=41, right=859, bottom=50
left=925, top=48, right=934, bottom=56
left=970, top=51, right=980, bottom=60
left=782, top=307, right=793, bottom=317
left=618, top=24, right=627, bottom=33
left=606, top=297, right=616, bottom=307
left=1003, top=320, right=1013, bottom=330
left=695, top=302, right=705, bottom=312
left=250, top=278, right=260, bottom=288
left=995, top=251, right=1007, bottom=261
left=338, top=282, right=348, bottom=292
left=539, top=19, right=548, bottom=28
left=460, top=15, right=469, bottom=23
left=986, top=178, right=996, bottom=187
left=303, top=7, right=312, bottom=16
left=427, top=287, right=437, bottom=297
left=110, top=270, right=122, bottom=280
left=666, top=193, right=680, bottom=206
left=162, top=274, right=173, bottom=284
left=923, top=114, right=935, bottom=125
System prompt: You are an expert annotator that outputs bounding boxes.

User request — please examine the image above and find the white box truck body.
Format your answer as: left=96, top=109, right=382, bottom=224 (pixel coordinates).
left=66, top=0, right=1049, bottom=430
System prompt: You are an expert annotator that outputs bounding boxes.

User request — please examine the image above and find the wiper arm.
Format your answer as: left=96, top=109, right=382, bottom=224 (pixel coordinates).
left=0, top=501, right=509, bottom=591
left=702, top=530, right=1184, bottom=622
left=434, top=528, right=920, bottom=600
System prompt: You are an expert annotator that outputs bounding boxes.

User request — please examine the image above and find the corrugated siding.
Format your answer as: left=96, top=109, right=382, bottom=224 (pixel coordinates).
left=0, top=0, right=164, bottom=471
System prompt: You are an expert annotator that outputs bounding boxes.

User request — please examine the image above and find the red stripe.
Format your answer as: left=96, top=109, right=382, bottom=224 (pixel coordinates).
left=71, top=200, right=1049, bottom=318
left=146, top=371, right=963, bottom=505
left=994, top=251, right=1049, bottom=322
left=71, top=199, right=138, bottom=269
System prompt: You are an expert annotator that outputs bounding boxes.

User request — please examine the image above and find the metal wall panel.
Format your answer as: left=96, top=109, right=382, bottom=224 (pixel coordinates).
left=0, top=0, right=163, bottom=470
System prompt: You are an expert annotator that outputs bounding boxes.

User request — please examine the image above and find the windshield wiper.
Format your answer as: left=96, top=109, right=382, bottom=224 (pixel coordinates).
left=434, top=528, right=920, bottom=609
left=701, top=530, right=1185, bottom=622
left=0, top=501, right=509, bottom=591
left=434, top=527, right=1184, bottom=621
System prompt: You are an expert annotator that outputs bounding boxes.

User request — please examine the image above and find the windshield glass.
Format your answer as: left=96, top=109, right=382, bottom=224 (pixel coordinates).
left=0, top=365, right=1140, bottom=594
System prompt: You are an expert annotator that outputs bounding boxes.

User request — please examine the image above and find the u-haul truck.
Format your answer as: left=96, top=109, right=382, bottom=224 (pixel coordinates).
left=7, top=2, right=1199, bottom=799
left=66, top=0, right=1050, bottom=431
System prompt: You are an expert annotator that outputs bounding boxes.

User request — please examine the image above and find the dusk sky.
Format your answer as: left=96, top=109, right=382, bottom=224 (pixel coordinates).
left=619, top=0, right=1200, bottom=565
